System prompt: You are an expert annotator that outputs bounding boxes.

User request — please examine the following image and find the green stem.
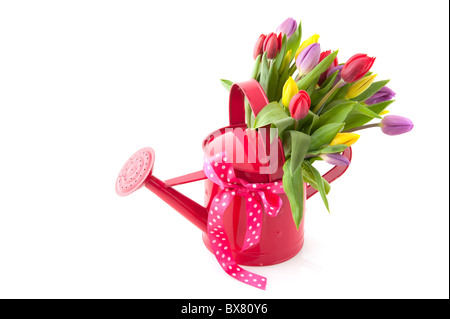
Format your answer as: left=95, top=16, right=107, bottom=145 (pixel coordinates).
left=345, top=123, right=380, bottom=132
left=312, top=79, right=344, bottom=113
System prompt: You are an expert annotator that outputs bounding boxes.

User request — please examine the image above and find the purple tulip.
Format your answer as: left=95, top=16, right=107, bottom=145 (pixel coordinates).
left=296, top=43, right=321, bottom=75
left=320, top=153, right=350, bottom=166
left=365, top=86, right=396, bottom=105
left=380, top=115, right=414, bottom=136
left=276, top=18, right=297, bottom=39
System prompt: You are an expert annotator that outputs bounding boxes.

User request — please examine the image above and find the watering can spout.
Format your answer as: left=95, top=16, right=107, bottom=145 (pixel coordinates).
left=115, top=147, right=208, bottom=232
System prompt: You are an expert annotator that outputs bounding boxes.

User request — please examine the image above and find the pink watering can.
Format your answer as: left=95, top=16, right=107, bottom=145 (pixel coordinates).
left=115, top=80, right=352, bottom=289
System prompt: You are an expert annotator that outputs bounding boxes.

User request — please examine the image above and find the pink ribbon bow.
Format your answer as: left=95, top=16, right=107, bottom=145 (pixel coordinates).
left=203, top=153, right=284, bottom=290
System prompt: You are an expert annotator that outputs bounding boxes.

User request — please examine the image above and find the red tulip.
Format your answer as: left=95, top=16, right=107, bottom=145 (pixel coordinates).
left=318, top=50, right=339, bottom=86
left=263, top=32, right=281, bottom=59
left=341, top=53, right=376, bottom=83
left=289, top=90, right=311, bottom=120
left=253, top=34, right=266, bottom=60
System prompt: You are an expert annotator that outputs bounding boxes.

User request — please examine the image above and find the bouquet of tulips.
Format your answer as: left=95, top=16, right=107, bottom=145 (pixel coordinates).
left=220, top=18, right=413, bottom=228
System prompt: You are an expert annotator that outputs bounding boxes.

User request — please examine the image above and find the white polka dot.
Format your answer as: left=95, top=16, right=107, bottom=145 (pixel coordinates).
left=237, top=268, right=241, bottom=271
left=275, top=182, right=278, bottom=185
left=248, top=198, right=252, bottom=202
left=216, top=251, right=220, bottom=255
left=232, top=273, right=236, bottom=276
left=257, top=223, right=260, bottom=227
left=220, top=174, right=224, bottom=178
left=215, top=198, right=219, bottom=202
left=267, top=186, right=271, bottom=189
left=228, top=170, right=232, bottom=174
left=255, top=236, right=259, bottom=239
left=214, top=207, right=218, bottom=211
left=231, top=192, right=236, bottom=195
left=222, top=203, right=226, bottom=206
left=254, top=204, right=257, bottom=208
left=252, top=231, right=256, bottom=235
left=224, top=246, right=228, bottom=250
left=253, top=218, right=257, bottom=222
left=210, top=174, right=213, bottom=178
left=249, top=212, right=253, bottom=216
left=258, top=284, right=261, bottom=287
left=252, top=184, right=257, bottom=188
left=214, top=163, right=218, bottom=167
left=223, top=157, right=227, bottom=162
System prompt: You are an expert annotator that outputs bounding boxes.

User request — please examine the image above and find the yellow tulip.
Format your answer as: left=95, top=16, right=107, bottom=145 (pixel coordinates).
left=281, top=77, right=299, bottom=108
left=330, top=133, right=360, bottom=146
left=294, top=34, right=320, bottom=59
left=379, top=110, right=390, bottom=115
left=279, top=50, right=292, bottom=74
left=345, top=74, right=377, bottom=99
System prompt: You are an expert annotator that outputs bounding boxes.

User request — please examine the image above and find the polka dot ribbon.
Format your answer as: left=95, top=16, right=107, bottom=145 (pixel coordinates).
left=203, top=153, right=284, bottom=290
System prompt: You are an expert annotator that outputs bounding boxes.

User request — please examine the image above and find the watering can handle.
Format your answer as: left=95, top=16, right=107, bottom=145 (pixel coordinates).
left=229, top=79, right=269, bottom=126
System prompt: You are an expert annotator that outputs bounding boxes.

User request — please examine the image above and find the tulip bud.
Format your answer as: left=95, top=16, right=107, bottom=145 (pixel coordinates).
left=341, top=53, right=376, bottom=83
left=253, top=34, right=266, bottom=60
left=318, top=50, right=339, bottom=86
left=276, top=18, right=297, bottom=39
left=380, top=115, right=414, bottom=136
left=329, top=133, right=360, bottom=146
left=296, top=43, right=321, bottom=76
left=320, top=153, right=350, bottom=166
left=345, top=74, right=377, bottom=99
left=279, top=49, right=292, bottom=74
left=263, top=32, right=281, bottom=59
left=289, top=90, right=311, bottom=120
left=295, top=34, right=320, bottom=59
left=281, top=76, right=299, bottom=108
left=365, top=86, right=396, bottom=105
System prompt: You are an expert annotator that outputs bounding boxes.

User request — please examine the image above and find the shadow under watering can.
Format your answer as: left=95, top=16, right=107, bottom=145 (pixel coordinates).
left=115, top=80, right=351, bottom=270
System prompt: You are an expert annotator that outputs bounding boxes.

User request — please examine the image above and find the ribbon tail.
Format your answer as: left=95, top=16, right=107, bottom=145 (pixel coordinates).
left=207, top=190, right=267, bottom=290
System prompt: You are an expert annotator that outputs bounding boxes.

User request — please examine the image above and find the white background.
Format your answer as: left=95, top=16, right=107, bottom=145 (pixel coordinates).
left=0, top=0, right=448, bottom=299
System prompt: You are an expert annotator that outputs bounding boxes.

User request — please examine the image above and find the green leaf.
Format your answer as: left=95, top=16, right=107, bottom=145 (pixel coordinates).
left=260, top=52, right=269, bottom=94
left=253, top=102, right=288, bottom=128
left=308, top=123, right=344, bottom=151
left=297, top=50, right=339, bottom=91
left=343, top=100, right=394, bottom=131
left=273, top=34, right=288, bottom=71
left=317, top=101, right=355, bottom=128
left=308, top=144, right=348, bottom=155
left=286, top=21, right=302, bottom=60
left=266, top=62, right=279, bottom=102
left=250, top=55, right=261, bottom=80
left=296, top=111, right=318, bottom=134
left=271, top=117, right=295, bottom=142
left=310, top=70, right=339, bottom=106
left=287, top=131, right=311, bottom=175
left=283, top=159, right=305, bottom=229
left=302, top=165, right=331, bottom=194
left=220, top=79, right=233, bottom=91
left=304, top=161, right=330, bottom=212
left=350, top=80, right=390, bottom=102
left=352, top=103, right=382, bottom=119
